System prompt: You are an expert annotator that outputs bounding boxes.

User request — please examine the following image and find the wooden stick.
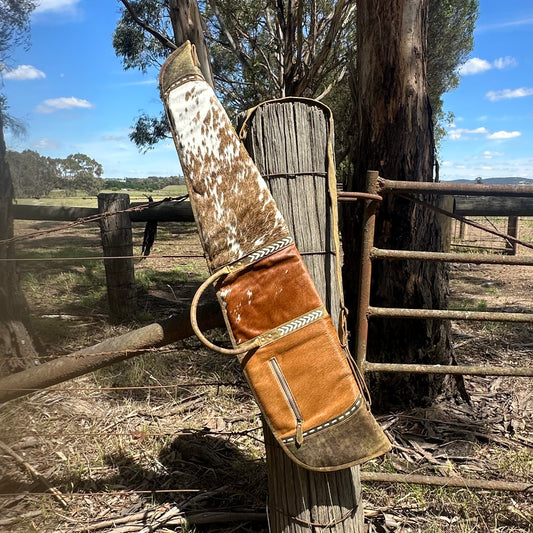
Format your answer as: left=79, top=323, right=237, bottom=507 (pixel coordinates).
left=0, top=440, right=68, bottom=508
left=0, top=510, right=42, bottom=527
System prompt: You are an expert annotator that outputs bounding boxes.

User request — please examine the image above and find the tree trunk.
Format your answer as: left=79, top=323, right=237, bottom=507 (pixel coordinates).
left=0, top=114, right=39, bottom=376
left=342, top=0, right=453, bottom=410
left=242, top=99, right=363, bottom=533
left=169, top=0, right=215, bottom=88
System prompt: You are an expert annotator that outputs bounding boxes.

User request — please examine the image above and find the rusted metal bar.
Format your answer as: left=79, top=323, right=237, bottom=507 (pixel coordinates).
left=364, top=362, right=533, bottom=377
left=371, top=248, right=533, bottom=266
left=355, top=171, right=380, bottom=369
left=337, top=191, right=383, bottom=202
left=360, top=472, right=533, bottom=492
left=368, top=306, right=533, bottom=323
left=0, top=301, right=224, bottom=404
left=378, top=178, right=533, bottom=197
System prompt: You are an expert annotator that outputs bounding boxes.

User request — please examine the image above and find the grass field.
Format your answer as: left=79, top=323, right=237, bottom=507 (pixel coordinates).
left=0, top=198, right=532, bottom=532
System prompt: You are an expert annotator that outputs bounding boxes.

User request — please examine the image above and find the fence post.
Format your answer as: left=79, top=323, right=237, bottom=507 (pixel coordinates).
left=98, top=193, right=136, bottom=320
left=241, top=100, right=363, bottom=533
left=506, top=216, right=519, bottom=255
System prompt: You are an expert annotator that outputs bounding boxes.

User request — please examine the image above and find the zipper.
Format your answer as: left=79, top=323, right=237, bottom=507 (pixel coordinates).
left=269, top=357, right=304, bottom=446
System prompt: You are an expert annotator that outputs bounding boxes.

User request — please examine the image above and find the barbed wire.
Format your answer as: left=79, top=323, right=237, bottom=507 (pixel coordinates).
left=2, top=196, right=188, bottom=247
left=0, top=254, right=206, bottom=262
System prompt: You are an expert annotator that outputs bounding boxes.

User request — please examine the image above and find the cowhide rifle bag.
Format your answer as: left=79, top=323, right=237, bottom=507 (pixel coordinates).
left=160, top=41, right=391, bottom=471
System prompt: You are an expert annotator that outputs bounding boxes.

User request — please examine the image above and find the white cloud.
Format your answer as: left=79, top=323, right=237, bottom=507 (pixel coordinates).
left=483, top=151, right=504, bottom=158
left=487, top=130, right=521, bottom=140
left=447, top=127, right=489, bottom=140
left=120, top=79, right=158, bottom=87
left=34, top=0, right=80, bottom=13
left=36, top=97, right=94, bottom=114
left=486, top=88, right=533, bottom=101
left=447, top=126, right=521, bottom=141
left=493, top=56, right=517, bottom=69
left=459, top=58, right=491, bottom=75
left=459, top=56, right=517, bottom=76
left=477, top=17, right=533, bottom=32
left=439, top=157, right=533, bottom=181
left=34, top=138, right=60, bottom=149
left=4, top=65, right=46, bottom=81
left=102, top=134, right=128, bottom=142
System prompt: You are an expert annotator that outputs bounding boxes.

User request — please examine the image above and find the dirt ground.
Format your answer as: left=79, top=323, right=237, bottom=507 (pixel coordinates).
left=0, top=216, right=531, bottom=532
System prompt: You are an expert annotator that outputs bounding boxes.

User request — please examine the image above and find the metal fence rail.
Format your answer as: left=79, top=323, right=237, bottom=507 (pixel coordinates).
left=351, top=171, right=533, bottom=492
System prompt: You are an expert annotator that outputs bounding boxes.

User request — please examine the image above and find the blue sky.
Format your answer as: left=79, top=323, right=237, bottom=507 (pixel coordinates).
left=2, top=0, right=533, bottom=180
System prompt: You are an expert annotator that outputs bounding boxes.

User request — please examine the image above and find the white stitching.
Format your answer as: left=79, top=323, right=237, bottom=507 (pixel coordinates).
left=281, top=395, right=364, bottom=444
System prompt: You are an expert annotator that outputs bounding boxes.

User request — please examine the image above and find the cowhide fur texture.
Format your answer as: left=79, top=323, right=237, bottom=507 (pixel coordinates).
left=161, top=43, right=290, bottom=272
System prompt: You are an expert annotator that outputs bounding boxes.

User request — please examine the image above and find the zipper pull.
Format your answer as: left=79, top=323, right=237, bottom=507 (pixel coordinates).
left=296, top=421, right=304, bottom=446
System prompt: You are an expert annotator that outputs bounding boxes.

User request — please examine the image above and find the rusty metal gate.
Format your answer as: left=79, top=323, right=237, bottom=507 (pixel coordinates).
left=338, top=171, right=533, bottom=492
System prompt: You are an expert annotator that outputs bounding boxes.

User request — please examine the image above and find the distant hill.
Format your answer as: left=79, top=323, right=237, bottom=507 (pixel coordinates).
left=449, top=177, right=533, bottom=185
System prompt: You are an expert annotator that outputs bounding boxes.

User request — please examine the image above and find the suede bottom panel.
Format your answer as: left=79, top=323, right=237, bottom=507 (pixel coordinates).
left=280, top=402, right=391, bottom=471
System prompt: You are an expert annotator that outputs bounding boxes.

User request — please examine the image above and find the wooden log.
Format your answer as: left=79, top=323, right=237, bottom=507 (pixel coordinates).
left=241, top=100, right=363, bottom=533
left=0, top=301, right=223, bottom=404
left=506, top=216, right=519, bottom=255
left=13, top=201, right=194, bottom=222
left=437, top=196, right=454, bottom=253
left=98, top=193, right=136, bottom=320
left=454, top=196, right=533, bottom=216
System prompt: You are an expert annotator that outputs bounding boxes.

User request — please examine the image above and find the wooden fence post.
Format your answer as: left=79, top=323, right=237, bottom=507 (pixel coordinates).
left=98, top=193, right=136, bottom=320
left=506, top=216, right=519, bottom=255
left=241, top=100, right=363, bottom=533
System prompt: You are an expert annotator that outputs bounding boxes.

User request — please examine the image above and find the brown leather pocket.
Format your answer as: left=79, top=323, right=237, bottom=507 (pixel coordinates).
left=216, top=244, right=322, bottom=345
left=241, top=316, right=361, bottom=441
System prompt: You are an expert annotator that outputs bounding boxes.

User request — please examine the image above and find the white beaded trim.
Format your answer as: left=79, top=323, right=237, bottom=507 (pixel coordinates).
left=227, top=237, right=293, bottom=273
left=282, top=395, right=363, bottom=444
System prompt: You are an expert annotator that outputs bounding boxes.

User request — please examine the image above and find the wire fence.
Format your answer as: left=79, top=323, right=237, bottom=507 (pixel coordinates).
left=1, top=190, right=532, bottom=531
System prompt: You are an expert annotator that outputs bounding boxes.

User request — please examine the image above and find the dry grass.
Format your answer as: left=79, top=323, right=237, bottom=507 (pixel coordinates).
left=0, top=208, right=532, bottom=532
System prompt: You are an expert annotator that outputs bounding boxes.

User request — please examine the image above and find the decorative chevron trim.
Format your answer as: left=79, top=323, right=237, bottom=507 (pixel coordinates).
left=236, top=305, right=328, bottom=357
left=227, top=237, right=293, bottom=273
left=277, top=308, right=324, bottom=336
left=282, top=395, right=363, bottom=444
left=163, top=74, right=205, bottom=98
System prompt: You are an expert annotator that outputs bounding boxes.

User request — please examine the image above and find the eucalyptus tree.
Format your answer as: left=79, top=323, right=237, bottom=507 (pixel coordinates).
left=0, top=0, right=40, bottom=375
left=342, top=0, right=477, bottom=410
left=115, top=0, right=479, bottom=409
left=113, top=0, right=356, bottom=148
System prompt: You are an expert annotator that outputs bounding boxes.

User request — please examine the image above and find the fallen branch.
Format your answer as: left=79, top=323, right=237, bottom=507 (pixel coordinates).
left=0, top=510, right=42, bottom=527
left=77, top=508, right=266, bottom=532
left=0, top=301, right=224, bottom=404
left=0, top=440, right=68, bottom=508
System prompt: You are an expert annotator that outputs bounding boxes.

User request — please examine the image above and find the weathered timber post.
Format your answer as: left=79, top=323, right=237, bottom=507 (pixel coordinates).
left=98, top=193, right=136, bottom=320
left=438, top=196, right=454, bottom=253
left=506, top=216, right=519, bottom=255
left=459, top=220, right=466, bottom=240
left=241, top=99, right=363, bottom=533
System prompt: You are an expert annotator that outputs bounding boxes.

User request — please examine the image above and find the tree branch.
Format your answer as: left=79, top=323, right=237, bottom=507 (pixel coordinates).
left=118, top=0, right=177, bottom=51
left=208, top=0, right=251, bottom=71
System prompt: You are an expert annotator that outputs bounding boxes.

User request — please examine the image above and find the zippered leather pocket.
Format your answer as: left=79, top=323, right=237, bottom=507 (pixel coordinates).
left=268, top=357, right=304, bottom=446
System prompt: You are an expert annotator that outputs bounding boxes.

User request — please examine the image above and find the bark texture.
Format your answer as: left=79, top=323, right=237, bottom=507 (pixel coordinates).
left=0, top=115, right=39, bottom=376
left=242, top=100, right=363, bottom=533
left=169, top=0, right=214, bottom=87
left=342, top=0, right=453, bottom=410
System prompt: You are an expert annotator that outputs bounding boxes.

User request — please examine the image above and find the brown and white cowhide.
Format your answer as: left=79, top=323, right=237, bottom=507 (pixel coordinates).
left=164, top=69, right=290, bottom=271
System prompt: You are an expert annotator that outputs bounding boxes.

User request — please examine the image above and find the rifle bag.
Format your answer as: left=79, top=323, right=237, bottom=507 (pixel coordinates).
left=159, top=41, right=391, bottom=471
